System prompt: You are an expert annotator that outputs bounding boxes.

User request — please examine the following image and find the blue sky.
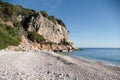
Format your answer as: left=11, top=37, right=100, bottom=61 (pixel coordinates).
left=4, top=0, right=120, bottom=48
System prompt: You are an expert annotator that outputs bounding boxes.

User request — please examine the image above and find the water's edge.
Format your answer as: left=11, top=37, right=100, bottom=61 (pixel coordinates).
left=60, top=48, right=120, bottom=67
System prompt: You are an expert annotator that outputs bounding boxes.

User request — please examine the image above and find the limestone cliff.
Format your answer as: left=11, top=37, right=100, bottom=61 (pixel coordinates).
left=0, top=1, right=75, bottom=52
left=25, top=12, right=75, bottom=51
left=27, top=12, right=69, bottom=43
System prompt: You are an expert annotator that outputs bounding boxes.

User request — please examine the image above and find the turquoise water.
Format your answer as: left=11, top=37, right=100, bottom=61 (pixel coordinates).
left=68, top=48, right=120, bottom=66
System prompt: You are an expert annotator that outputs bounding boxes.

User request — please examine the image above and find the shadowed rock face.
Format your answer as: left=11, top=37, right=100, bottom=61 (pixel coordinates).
left=27, top=12, right=69, bottom=43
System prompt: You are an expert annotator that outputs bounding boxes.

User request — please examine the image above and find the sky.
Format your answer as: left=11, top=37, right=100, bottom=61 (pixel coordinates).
left=3, top=0, right=120, bottom=48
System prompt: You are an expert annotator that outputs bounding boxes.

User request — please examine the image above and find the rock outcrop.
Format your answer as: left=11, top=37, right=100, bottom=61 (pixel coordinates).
left=25, top=12, right=75, bottom=51
left=0, top=1, right=75, bottom=52
left=27, top=12, right=69, bottom=43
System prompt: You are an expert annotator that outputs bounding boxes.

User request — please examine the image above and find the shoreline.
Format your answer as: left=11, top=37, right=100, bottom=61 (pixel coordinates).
left=0, top=50, right=120, bottom=80
left=68, top=55, right=120, bottom=68
left=55, top=51, right=120, bottom=70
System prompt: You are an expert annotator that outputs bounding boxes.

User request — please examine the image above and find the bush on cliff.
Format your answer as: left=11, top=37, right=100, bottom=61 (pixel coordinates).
left=56, top=19, right=66, bottom=28
left=0, top=1, right=36, bottom=22
left=0, top=24, right=21, bottom=49
left=60, top=38, right=69, bottom=46
left=48, top=16, right=57, bottom=24
left=27, top=31, right=45, bottom=43
left=40, top=10, right=66, bottom=28
left=40, top=10, right=49, bottom=18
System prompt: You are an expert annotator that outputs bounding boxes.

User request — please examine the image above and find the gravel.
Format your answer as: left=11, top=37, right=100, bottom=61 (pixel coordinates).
left=0, top=51, right=120, bottom=80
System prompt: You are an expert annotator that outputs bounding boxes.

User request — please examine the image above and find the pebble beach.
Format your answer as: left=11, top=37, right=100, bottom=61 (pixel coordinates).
left=0, top=51, right=120, bottom=80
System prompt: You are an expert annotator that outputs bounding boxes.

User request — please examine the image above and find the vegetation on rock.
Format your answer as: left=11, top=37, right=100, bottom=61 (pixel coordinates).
left=0, top=1, right=73, bottom=50
left=40, top=10, right=66, bottom=28
left=27, top=31, right=45, bottom=43
left=60, top=38, right=69, bottom=46
left=0, top=1, right=36, bottom=22
left=40, top=10, right=49, bottom=18
left=56, top=19, right=66, bottom=28
left=48, top=16, right=57, bottom=24
left=0, top=24, right=21, bottom=49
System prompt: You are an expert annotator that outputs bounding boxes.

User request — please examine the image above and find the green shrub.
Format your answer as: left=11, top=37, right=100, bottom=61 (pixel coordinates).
left=60, top=38, right=69, bottom=45
left=46, top=41, right=54, bottom=46
left=14, top=22, right=22, bottom=30
left=40, top=10, right=49, bottom=18
left=56, top=19, right=66, bottom=28
left=27, top=31, right=45, bottom=43
left=48, top=16, right=56, bottom=24
left=0, top=24, right=21, bottom=49
left=0, top=1, right=37, bottom=22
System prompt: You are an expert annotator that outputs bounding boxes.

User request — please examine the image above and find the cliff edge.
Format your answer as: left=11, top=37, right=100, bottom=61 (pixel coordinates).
left=0, top=1, right=75, bottom=52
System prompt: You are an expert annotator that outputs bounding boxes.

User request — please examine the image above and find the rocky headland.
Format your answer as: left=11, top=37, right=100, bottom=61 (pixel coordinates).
left=0, top=1, right=75, bottom=52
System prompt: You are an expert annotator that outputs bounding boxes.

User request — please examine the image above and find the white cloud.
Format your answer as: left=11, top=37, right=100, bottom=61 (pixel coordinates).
left=44, top=0, right=62, bottom=9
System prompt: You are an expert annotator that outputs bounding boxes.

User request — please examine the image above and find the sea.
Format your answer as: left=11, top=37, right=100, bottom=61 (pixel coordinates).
left=67, top=48, right=120, bottom=66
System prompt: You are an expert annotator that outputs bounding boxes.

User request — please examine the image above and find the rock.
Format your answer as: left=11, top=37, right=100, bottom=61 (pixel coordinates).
left=25, top=12, right=76, bottom=51
left=27, top=12, right=69, bottom=43
left=17, top=15, right=24, bottom=22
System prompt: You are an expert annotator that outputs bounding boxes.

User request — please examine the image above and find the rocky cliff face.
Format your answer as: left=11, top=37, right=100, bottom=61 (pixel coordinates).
left=0, top=1, right=75, bottom=51
left=25, top=12, right=75, bottom=51
left=27, top=12, right=69, bottom=43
